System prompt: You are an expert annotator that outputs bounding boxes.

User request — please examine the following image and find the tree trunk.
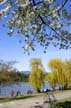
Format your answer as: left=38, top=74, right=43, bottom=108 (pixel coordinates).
left=37, top=89, right=40, bottom=93
left=64, top=84, right=67, bottom=90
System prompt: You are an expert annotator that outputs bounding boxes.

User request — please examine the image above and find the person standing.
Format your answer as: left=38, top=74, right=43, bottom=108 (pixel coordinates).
left=11, top=90, right=14, bottom=97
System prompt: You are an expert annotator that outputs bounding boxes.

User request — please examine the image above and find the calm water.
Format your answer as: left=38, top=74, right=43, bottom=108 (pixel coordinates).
left=0, top=82, right=54, bottom=96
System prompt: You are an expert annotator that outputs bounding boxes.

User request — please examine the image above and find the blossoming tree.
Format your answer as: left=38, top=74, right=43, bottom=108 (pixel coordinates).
left=0, top=0, right=71, bottom=53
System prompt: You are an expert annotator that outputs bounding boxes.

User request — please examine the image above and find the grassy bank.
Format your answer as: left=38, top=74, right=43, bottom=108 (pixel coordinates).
left=0, top=90, right=71, bottom=103
left=58, top=97, right=71, bottom=102
left=0, top=95, right=37, bottom=103
left=0, top=93, right=44, bottom=103
left=53, top=89, right=71, bottom=94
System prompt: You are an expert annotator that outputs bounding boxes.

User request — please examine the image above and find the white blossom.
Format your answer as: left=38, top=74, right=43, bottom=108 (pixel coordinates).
left=16, top=0, right=30, bottom=8
left=32, top=25, right=37, bottom=28
left=43, top=0, right=55, bottom=4
left=33, top=6, right=37, bottom=9
left=16, top=20, right=21, bottom=25
left=53, top=24, right=61, bottom=29
left=50, top=23, right=54, bottom=26
left=24, top=44, right=29, bottom=51
left=0, top=4, right=11, bottom=17
left=0, top=0, right=7, bottom=5
left=31, top=11, right=34, bottom=15
left=52, top=12, right=57, bottom=17
left=10, top=29, right=14, bottom=33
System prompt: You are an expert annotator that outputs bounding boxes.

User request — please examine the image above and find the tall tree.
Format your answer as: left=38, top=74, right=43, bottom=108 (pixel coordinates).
left=45, top=72, right=57, bottom=90
left=29, top=58, right=45, bottom=92
left=0, top=60, right=16, bottom=72
left=0, top=0, right=71, bottom=53
left=0, top=60, right=17, bottom=85
left=48, top=58, right=68, bottom=89
left=64, top=60, right=71, bottom=83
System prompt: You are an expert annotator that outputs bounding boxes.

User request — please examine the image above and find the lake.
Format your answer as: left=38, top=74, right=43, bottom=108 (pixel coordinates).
left=0, top=82, right=52, bottom=96
left=0, top=82, right=58, bottom=96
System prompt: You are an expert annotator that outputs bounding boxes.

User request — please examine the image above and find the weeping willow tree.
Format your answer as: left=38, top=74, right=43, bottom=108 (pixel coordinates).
left=45, top=72, right=57, bottom=90
left=0, top=0, right=71, bottom=53
left=64, top=60, right=71, bottom=84
left=47, top=58, right=68, bottom=90
left=29, top=58, right=45, bottom=92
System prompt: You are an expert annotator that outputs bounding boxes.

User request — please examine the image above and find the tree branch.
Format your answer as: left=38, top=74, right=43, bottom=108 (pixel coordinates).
left=48, top=0, right=68, bottom=16
left=32, top=0, right=36, bottom=5
left=39, top=15, right=69, bottom=42
left=58, top=0, right=68, bottom=11
left=32, top=0, right=43, bottom=6
left=31, top=0, right=69, bottom=43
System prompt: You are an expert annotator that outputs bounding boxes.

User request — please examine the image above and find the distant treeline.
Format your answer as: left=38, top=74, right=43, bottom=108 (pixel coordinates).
left=0, top=71, right=29, bottom=84
left=0, top=60, right=29, bottom=85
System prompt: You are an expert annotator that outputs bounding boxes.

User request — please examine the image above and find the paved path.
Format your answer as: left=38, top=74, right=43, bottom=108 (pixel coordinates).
left=0, top=91, right=71, bottom=108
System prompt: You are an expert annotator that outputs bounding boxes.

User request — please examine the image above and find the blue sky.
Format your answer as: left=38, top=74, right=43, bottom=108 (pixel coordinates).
left=0, top=1, right=71, bottom=72
left=0, top=22, right=71, bottom=72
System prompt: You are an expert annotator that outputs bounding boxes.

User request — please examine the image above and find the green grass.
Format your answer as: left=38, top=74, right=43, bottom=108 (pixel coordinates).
left=53, top=101, right=71, bottom=108
left=0, top=93, right=44, bottom=103
left=59, top=97, right=71, bottom=102
left=53, top=89, right=71, bottom=94
left=0, top=95, right=36, bottom=103
left=50, top=97, right=71, bottom=108
left=48, top=90, right=71, bottom=108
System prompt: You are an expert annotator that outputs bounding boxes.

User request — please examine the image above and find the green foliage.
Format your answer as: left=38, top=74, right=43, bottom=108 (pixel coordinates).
left=29, top=58, right=45, bottom=92
left=64, top=60, right=71, bottom=83
left=9, top=71, right=29, bottom=82
left=0, top=60, right=29, bottom=85
left=53, top=101, right=71, bottom=108
left=0, top=0, right=71, bottom=53
left=0, top=95, right=37, bottom=103
left=46, top=58, right=69, bottom=90
left=46, top=72, right=57, bottom=90
left=0, top=71, right=29, bottom=85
